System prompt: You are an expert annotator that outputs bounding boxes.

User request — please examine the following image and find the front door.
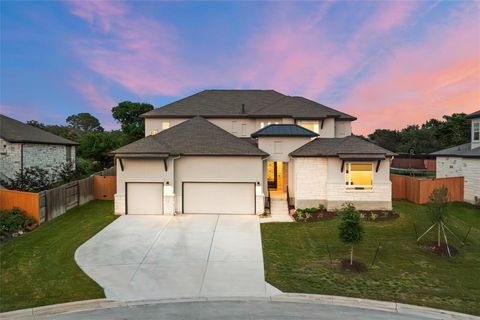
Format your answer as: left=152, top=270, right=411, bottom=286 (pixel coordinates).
left=267, top=161, right=277, bottom=189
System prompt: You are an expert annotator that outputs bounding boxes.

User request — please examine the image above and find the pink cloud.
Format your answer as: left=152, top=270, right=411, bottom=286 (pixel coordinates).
left=342, top=5, right=480, bottom=135
left=74, top=79, right=116, bottom=113
left=68, top=0, right=127, bottom=32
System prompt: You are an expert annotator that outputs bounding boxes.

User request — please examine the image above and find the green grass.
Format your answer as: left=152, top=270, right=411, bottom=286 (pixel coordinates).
left=261, top=200, right=480, bottom=315
left=0, top=200, right=117, bottom=312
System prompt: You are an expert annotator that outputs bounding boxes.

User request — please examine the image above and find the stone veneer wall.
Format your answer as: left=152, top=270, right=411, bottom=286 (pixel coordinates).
left=0, top=139, right=75, bottom=180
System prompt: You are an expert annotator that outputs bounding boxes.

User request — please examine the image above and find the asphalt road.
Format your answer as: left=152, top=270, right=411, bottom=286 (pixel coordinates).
left=28, top=301, right=433, bottom=320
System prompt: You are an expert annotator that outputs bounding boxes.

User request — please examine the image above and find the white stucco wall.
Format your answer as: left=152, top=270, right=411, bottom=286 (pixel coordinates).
left=436, top=156, right=480, bottom=203
left=334, top=121, right=352, bottom=138
left=144, top=118, right=188, bottom=136
left=115, top=156, right=265, bottom=215
left=257, top=137, right=311, bottom=162
left=292, top=157, right=392, bottom=210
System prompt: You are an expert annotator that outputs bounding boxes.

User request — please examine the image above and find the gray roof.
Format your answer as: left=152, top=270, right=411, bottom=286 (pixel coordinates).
left=466, top=110, right=480, bottom=119
left=142, top=90, right=356, bottom=121
left=0, top=114, right=78, bottom=145
left=430, top=143, right=480, bottom=158
left=112, top=116, right=268, bottom=157
left=290, top=136, right=396, bottom=158
left=251, top=124, right=318, bottom=138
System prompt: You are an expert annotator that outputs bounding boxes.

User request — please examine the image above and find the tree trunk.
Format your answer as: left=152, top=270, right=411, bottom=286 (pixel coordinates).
left=350, top=245, right=353, bottom=265
left=438, top=223, right=441, bottom=246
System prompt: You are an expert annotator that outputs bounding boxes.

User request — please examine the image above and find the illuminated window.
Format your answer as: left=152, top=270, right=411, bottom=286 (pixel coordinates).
left=162, top=121, right=170, bottom=130
left=149, top=130, right=158, bottom=136
left=260, top=122, right=265, bottom=128
left=345, top=163, right=373, bottom=190
left=474, top=122, right=479, bottom=141
left=298, top=120, right=319, bottom=133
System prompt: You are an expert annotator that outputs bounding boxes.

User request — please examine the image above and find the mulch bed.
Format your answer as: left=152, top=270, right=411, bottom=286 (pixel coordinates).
left=292, top=211, right=336, bottom=222
left=423, top=242, right=459, bottom=256
left=340, top=259, right=368, bottom=272
left=359, top=210, right=399, bottom=222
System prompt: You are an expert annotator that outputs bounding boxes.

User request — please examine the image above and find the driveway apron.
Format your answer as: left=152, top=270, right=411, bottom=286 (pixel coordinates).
left=75, top=214, right=266, bottom=300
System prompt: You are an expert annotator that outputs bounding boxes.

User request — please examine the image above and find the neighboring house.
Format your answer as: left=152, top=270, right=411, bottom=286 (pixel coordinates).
left=431, top=110, right=480, bottom=204
left=112, top=90, right=396, bottom=215
left=0, top=114, right=78, bottom=180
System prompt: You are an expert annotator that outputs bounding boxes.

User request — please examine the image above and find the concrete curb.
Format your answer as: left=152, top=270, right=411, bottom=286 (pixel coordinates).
left=1, top=294, right=478, bottom=320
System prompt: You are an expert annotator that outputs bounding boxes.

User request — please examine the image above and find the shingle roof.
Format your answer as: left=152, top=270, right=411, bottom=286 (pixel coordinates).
left=290, top=136, right=396, bottom=158
left=430, top=143, right=480, bottom=158
left=0, top=114, right=78, bottom=145
left=111, top=116, right=268, bottom=157
left=251, top=124, right=318, bottom=138
left=466, top=110, right=480, bottom=119
left=141, top=90, right=356, bottom=120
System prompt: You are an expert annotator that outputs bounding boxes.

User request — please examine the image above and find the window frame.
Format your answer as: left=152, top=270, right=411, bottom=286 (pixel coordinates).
left=345, top=162, right=374, bottom=190
left=473, top=122, right=480, bottom=141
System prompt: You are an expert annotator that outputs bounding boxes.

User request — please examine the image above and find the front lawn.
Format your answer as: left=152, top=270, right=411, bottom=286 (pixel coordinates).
left=0, top=200, right=117, bottom=312
left=261, top=200, right=480, bottom=315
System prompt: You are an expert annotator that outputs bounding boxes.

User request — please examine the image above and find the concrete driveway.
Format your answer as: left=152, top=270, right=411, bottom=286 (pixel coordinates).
left=75, top=214, right=268, bottom=301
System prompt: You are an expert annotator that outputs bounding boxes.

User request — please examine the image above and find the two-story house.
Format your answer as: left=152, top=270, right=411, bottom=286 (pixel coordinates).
left=432, top=110, right=480, bottom=204
left=112, top=90, right=396, bottom=215
left=0, top=114, right=77, bottom=181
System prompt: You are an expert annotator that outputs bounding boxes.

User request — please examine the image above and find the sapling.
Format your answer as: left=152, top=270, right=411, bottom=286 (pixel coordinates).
left=338, top=203, right=364, bottom=265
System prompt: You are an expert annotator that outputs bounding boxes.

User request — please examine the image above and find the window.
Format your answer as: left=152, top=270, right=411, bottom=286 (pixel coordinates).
left=474, top=122, right=479, bottom=141
left=66, top=146, right=72, bottom=162
left=298, top=120, right=319, bottom=133
left=241, top=123, right=247, bottom=136
left=345, top=163, right=373, bottom=190
left=232, top=120, right=237, bottom=133
left=149, top=130, right=158, bottom=136
left=162, top=121, right=170, bottom=130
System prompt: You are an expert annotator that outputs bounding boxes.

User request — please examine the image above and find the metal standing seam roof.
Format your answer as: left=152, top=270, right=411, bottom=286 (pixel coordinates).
left=0, top=114, right=78, bottom=145
left=430, top=143, right=480, bottom=158
left=289, top=135, right=396, bottom=158
left=251, top=124, right=319, bottom=138
left=111, top=116, right=268, bottom=157
left=141, top=90, right=356, bottom=121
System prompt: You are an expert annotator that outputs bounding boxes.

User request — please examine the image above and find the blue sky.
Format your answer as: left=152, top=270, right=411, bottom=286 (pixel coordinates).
left=1, top=1, right=479, bottom=134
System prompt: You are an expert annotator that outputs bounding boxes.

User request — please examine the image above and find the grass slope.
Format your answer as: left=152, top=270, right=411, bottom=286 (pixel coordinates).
left=0, top=200, right=117, bottom=312
left=261, top=200, right=480, bottom=315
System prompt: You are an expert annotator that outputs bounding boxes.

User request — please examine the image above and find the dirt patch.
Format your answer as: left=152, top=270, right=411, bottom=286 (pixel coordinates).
left=340, top=259, right=368, bottom=272
left=423, top=242, right=459, bottom=256
left=293, top=211, right=336, bottom=222
left=359, top=210, right=399, bottom=222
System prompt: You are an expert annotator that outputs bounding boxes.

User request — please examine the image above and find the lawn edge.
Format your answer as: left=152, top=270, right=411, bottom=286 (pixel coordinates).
left=1, top=295, right=478, bottom=319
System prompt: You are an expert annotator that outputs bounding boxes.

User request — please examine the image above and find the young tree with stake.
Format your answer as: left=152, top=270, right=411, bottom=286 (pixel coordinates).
left=338, top=204, right=364, bottom=265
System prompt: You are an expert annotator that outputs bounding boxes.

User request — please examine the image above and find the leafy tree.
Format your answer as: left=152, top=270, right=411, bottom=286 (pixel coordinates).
left=26, top=121, right=83, bottom=142
left=66, top=113, right=104, bottom=132
left=77, top=131, right=129, bottom=169
left=56, top=161, right=77, bottom=183
left=112, top=101, right=153, bottom=141
left=338, top=203, right=364, bottom=265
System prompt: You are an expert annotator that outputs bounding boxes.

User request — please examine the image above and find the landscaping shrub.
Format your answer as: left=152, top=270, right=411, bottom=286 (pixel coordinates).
left=0, top=167, right=54, bottom=192
left=0, top=208, right=36, bottom=242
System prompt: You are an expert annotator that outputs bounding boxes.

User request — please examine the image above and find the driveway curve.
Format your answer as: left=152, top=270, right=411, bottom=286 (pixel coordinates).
left=74, top=214, right=267, bottom=300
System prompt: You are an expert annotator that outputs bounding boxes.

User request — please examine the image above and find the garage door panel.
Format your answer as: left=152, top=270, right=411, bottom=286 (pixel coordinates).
left=183, top=183, right=254, bottom=214
left=128, top=183, right=163, bottom=215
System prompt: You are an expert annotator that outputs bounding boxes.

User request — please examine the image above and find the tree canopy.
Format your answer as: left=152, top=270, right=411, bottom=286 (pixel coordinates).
left=112, top=101, right=153, bottom=141
left=368, top=113, right=470, bottom=154
left=66, top=112, right=103, bottom=132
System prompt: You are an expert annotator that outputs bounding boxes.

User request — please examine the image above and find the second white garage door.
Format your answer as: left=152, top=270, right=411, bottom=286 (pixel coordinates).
left=183, top=182, right=255, bottom=214
left=127, top=182, right=163, bottom=215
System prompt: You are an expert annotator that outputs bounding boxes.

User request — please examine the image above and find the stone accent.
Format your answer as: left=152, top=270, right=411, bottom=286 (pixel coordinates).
left=114, top=193, right=126, bottom=215
left=437, top=156, right=480, bottom=203
left=293, top=158, right=328, bottom=208
left=0, top=138, right=21, bottom=179
left=325, top=183, right=392, bottom=211
left=256, top=194, right=265, bottom=214
left=163, top=185, right=176, bottom=215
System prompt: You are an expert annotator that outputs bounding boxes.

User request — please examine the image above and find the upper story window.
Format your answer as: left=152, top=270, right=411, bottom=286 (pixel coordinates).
left=231, top=120, right=237, bottom=133
left=66, top=146, right=72, bottom=162
left=297, top=120, right=319, bottom=134
left=260, top=121, right=279, bottom=129
left=345, top=162, right=373, bottom=190
left=241, top=124, right=247, bottom=136
left=474, top=122, right=479, bottom=141
left=162, top=121, right=170, bottom=130
left=149, top=129, right=158, bottom=136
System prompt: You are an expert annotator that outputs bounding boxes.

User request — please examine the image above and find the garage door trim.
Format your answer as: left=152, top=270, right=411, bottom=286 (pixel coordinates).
left=182, top=181, right=256, bottom=214
left=125, top=182, right=164, bottom=215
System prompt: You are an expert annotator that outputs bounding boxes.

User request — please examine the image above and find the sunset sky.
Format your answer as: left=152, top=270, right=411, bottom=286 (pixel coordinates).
left=1, top=1, right=479, bottom=135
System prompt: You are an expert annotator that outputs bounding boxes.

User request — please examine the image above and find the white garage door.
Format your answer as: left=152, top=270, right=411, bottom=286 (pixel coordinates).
left=183, top=182, right=255, bottom=214
left=127, top=183, right=163, bottom=215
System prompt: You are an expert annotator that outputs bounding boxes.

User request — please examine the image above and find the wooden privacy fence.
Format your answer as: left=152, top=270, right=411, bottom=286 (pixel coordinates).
left=0, top=171, right=116, bottom=223
left=391, top=174, right=464, bottom=204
